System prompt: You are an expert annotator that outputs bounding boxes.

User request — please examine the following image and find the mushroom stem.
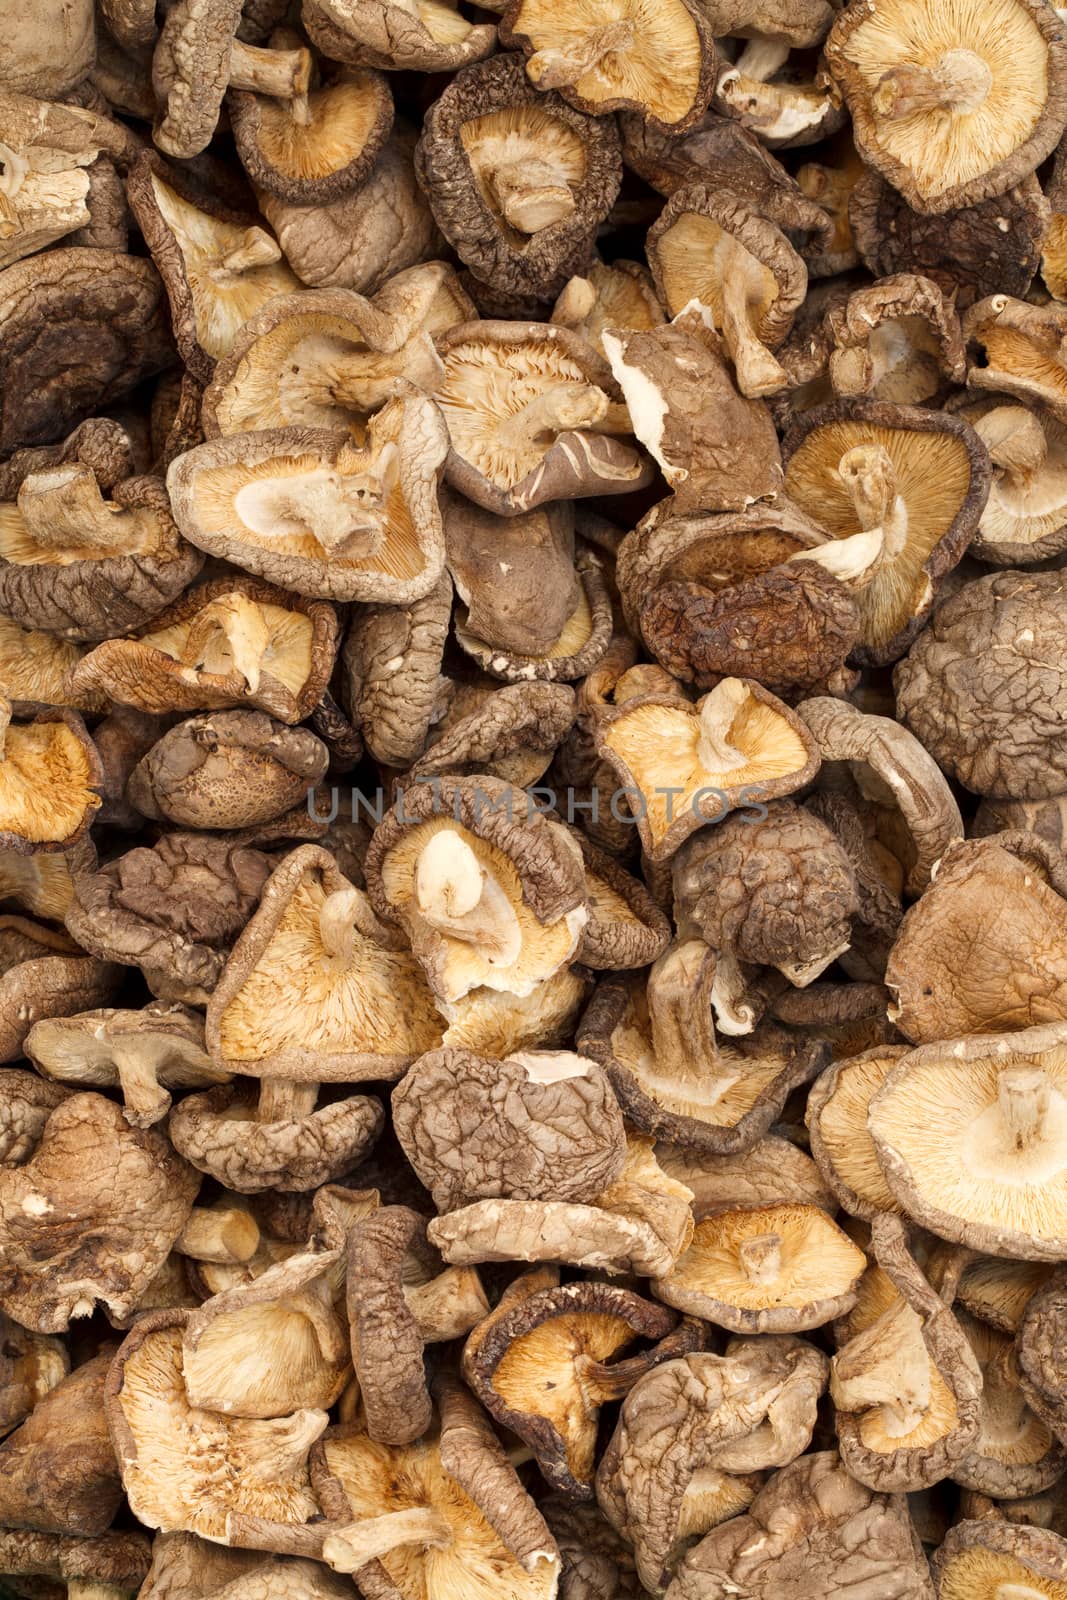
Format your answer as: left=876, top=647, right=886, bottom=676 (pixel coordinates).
left=109, top=1040, right=172, bottom=1126
left=525, top=20, right=635, bottom=90
left=405, top=1266, right=490, bottom=1343
left=551, top=276, right=597, bottom=329
left=0, top=143, right=28, bottom=239
left=257, top=1077, right=320, bottom=1121
left=175, top=1204, right=261, bottom=1264
left=830, top=1296, right=932, bottom=1437
left=413, top=828, right=522, bottom=969
left=211, top=226, right=283, bottom=276
left=998, top=1067, right=1051, bottom=1149
left=710, top=945, right=759, bottom=1037
left=323, top=1509, right=453, bottom=1573
left=228, top=38, right=314, bottom=103
left=16, top=464, right=137, bottom=554
left=239, top=1407, right=329, bottom=1476
left=800, top=443, right=908, bottom=584
left=719, top=246, right=788, bottom=398
left=776, top=941, right=851, bottom=989
left=873, top=49, right=993, bottom=118
left=497, top=382, right=609, bottom=448
left=318, top=885, right=362, bottom=967
left=695, top=679, right=750, bottom=773
left=732, top=37, right=791, bottom=82
left=737, top=1232, right=782, bottom=1286
left=973, top=407, right=1048, bottom=484
left=574, top=1351, right=646, bottom=1404
left=489, top=159, right=576, bottom=233
left=179, top=595, right=271, bottom=693
left=647, top=940, right=742, bottom=1097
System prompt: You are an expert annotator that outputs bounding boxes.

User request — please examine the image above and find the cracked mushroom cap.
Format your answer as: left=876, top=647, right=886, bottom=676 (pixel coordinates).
left=454, top=546, right=614, bottom=685
left=127, top=711, right=329, bottom=832
left=501, top=0, right=716, bottom=133
left=596, top=1338, right=826, bottom=1594
left=550, top=258, right=666, bottom=359
left=646, top=187, right=807, bottom=398
left=571, top=830, right=671, bottom=970
left=435, top=320, right=653, bottom=517
left=824, top=0, right=1067, bottom=214
left=652, top=1201, right=867, bottom=1334
left=0, top=248, right=172, bottom=456
left=462, top=1271, right=694, bottom=1498
left=392, top=1045, right=626, bottom=1211
left=0, top=1092, right=198, bottom=1333
left=24, top=1003, right=226, bottom=1128
left=302, top=0, right=496, bottom=73
left=231, top=64, right=393, bottom=205
left=830, top=1214, right=982, bottom=1493
left=366, top=778, right=588, bottom=1006
left=782, top=399, right=991, bottom=665
left=0, top=1347, right=122, bottom=1536
left=954, top=400, right=1067, bottom=567
left=934, top=1520, right=1067, bottom=1600
left=168, top=406, right=449, bottom=604
left=342, top=573, right=453, bottom=768
left=69, top=577, right=339, bottom=725
left=0, top=916, right=118, bottom=1065
left=0, top=465, right=204, bottom=643
left=0, top=1528, right=152, bottom=1597
left=824, top=273, right=966, bottom=405
left=411, top=682, right=578, bottom=790
left=0, top=704, right=100, bottom=855
left=806, top=1045, right=909, bottom=1221
left=200, top=264, right=473, bottom=437
left=126, top=156, right=299, bottom=383
left=139, top=1532, right=354, bottom=1599
left=867, top=1021, right=1067, bottom=1260
left=106, top=1307, right=328, bottom=1544
left=656, top=1133, right=835, bottom=1217
left=207, top=844, right=443, bottom=1080
left=442, top=492, right=579, bottom=659
left=953, top=1311, right=1066, bottom=1497
left=417, top=53, right=621, bottom=304
left=664, top=1448, right=936, bottom=1600
left=601, top=307, right=783, bottom=513
left=595, top=677, right=820, bottom=862
left=885, top=834, right=1067, bottom=1044
left=963, top=296, right=1067, bottom=424
left=427, top=1132, right=695, bottom=1280
left=955, top=1256, right=1053, bottom=1336
left=1018, top=1269, right=1067, bottom=1447
left=577, top=944, right=826, bottom=1153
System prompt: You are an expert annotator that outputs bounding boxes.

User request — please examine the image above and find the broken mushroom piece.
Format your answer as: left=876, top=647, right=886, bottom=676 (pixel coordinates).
left=24, top=1003, right=227, bottom=1128
left=963, top=295, right=1067, bottom=425
left=653, top=1201, right=867, bottom=1333
left=0, top=1347, right=123, bottom=1535
left=0, top=916, right=118, bottom=1065
left=824, top=0, right=1067, bottom=214
left=0, top=1528, right=151, bottom=1599
left=868, top=1021, right=1067, bottom=1261
left=713, top=38, right=844, bottom=150
left=782, top=398, right=991, bottom=665
left=830, top=1214, right=982, bottom=1492
left=417, top=53, right=622, bottom=303
left=824, top=273, right=966, bottom=405
left=954, top=1312, right=1066, bottom=1498
left=0, top=1092, right=198, bottom=1333
left=435, top=320, right=653, bottom=516
left=411, top=682, right=577, bottom=791
left=231, top=63, right=393, bottom=205
left=596, top=678, right=819, bottom=863
left=454, top=547, right=613, bottom=685
left=956, top=401, right=1067, bottom=567
left=462, top=1271, right=694, bottom=1498
left=935, top=1520, right=1067, bottom=1600
left=646, top=187, right=807, bottom=398
left=168, top=407, right=449, bottom=604
left=68, top=577, right=339, bottom=725
left=302, top=0, right=496, bottom=74
left=0, top=703, right=100, bottom=855
left=806, top=1045, right=909, bottom=1220
left=501, top=0, right=716, bottom=134
left=342, top=573, right=453, bottom=768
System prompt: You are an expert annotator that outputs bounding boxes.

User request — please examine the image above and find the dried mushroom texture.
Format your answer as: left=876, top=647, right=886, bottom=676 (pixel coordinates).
left=782, top=399, right=991, bottom=665
left=127, top=711, right=329, bottom=832
left=652, top=1201, right=867, bottom=1333
left=439, top=961, right=594, bottom=1060
left=665, top=1448, right=936, bottom=1600
left=795, top=149, right=865, bottom=279
left=463, top=1271, right=692, bottom=1498
left=895, top=569, right=1067, bottom=802
left=0, top=916, right=118, bottom=1065
left=126, top=157, right=299, bottom=383
left=501, top=0, right=716, bottom=133
left=596, top=1338, right=826, bottom=1593
left=24, top=1003, right=225, bottom=1128
left=0, top=620, right=98, bottom=714
left=885, top=834, right=1067, bottom=1044
left=428, top=1133, right=694, bottom=1279
left=963, top=296, right=1067, bottom=423
left=656, top=1133, right=835, bottom=1216
left=417, top=53, right=622, bottom=303
left=106, top=1308, right=327, bottom=1543
left=342, top=573, right=453, bottom=767
left=392, top=1046, right=626, bottom=1211
left=823, top=273, right=965, bottom=405
left=867, top=1021, right=1067, bottom=1261
left=601, top=309, right=783, bottom=513
left=168, top=406, right=448, bottom=603
left=551, top=258, right=666, bottom=359
left=206, top=844, right=443, bottom=1080
left=956, top=1257, right=1053, bottom=1336
left=647, top=187, right=807, bottom=397
left=199, top=264, right=473, bottom=437
left=824, top=0, right=1067, bottom=213
left=312, top=1420, right=559, bottom=1598
left=543, top=1496, right=644, bottom=1600
left=1018, top=1270, right=1067, bottom=1446
left=934, top=1520, right=1067, bottom=1600
left=954, top=1312, right=1065, bottom=1497
left=435, top=320, right=652, bottom=516
left=139, top=1534, right=353, bottom=1599
left=0, top=1528, right=152, bottom=1598
left=956, top=401, right=1067, bottom=567
left=302, top=0, right=496, bottom=73
left=830, top=1214, right=981, bottom=1493
left=0, top=1348, right=121, bottom=1535
left=0, top=1311, right=68, bottom=1434
left=366, top=778, right=588, bottom=1005
left=0, top=1092, right=198, bottom=1333
left=442, top=493, right=578, bottom=657
left=454, top=547, right=614, bottom=685
left=578, top=944, right=825, bottom=1152
left=572, top=831, right=671, bottom=970
left=230, top=64, right=393, bottom=205
left=806, top=1045, right=909, bottom=1221
left=712, top=38, right=844, bottom=150
left=412, top=683, right=578, bottom=790
left=595, top=677, right=820, bottom=862
left=0, top=704, right=100, bottom=855
left=69, top=578, right=339, bottom=725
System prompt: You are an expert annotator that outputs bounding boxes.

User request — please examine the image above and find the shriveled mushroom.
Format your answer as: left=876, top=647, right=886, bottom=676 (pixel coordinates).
left=0, top=1348, right=122, bottom=1535
left=824, top=273, right=965, bottom=405
left=551, top=258, right=666, bottom=358
left=412, top=682, right=578, bottom=791
left=953, top=400, right=1067, bottom=567
left=963, top=295, right=1067, bottom=425
left=953, top=1312, right=1066, bottom=1497
left=139, top=1532, right=353, bottom=1599
left=455, top=546, right=614, bottom=686
left=934, top=1520, right=1067, bottom=1600
left=442, top=493, right=579, bottom=658
left=231, top=62, right=393, bottom=205
left=956, top=1257, right=1054, bottom=1337
left=342, top=573, right=453, bottom=767
left=0, top=1312, right=67, bottom=1434
left=0, top=1528, right=151, bottom=1599
left=302, top=0, right=496, bottom=74
left=0, top=916, right=118, bottom=1064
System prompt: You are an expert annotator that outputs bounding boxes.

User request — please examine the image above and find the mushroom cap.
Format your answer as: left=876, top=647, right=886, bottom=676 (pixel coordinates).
left=167, top=407, right=449, bottom=603
left=0, top=1347, right=123, bottom=1536
left=551, top=258, right=666, bottom=359
left=0, top=1310, right=69, bottom=1434
left=412, top=682, right=578, bottom=789
left=652, top=1202, right=867, bottom=1333
left=572, top=831, right=671, bottom=970
left=956, top=1255, right=1054, bottom=1336
left=824, top=0, right=1067, bottom=214
left=894, top=568, right=1067, bottom=801
left=343, top=572, right=453, bottom=767
left=953, top=1311, right=1066, bottom=1497
left=231, top=66, right=394, bottom=205
left=963, top=295, right=1067, bottom=423
left=868, top=1020, right=1067, bottom=1260
left=139, top=1533, right=353, bottom=1599
left=0, top=915, right=119, bottom=1065
left=806, top=1046, right=909, bottom=1221
left=0, top=707, right=101, bottom=855
left=454, top=548, right=614, bottom=685
left=0, top=1527, right=152, bottom=1593
left=656, top=1135, right=835, bottom=1217
left=824, top=272, right=966, bottom=405
left=1018, top=1269, right=1067, bottom=1447
left=782, top=398, right=992, bottom=665
left=302, top=0, right=497, bottom=73
left=933, top=1519, right=1067, bottom=1600
left=955, top=399, right=1067, bottom=567
left=442, top=491, right=579, bottom=658
left=542, top=1495, right=645, bottom=1600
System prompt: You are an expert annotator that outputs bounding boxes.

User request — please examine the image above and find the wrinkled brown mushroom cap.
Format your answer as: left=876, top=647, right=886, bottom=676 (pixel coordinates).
left=0, top=706, right=101, bottom=855
left=303, top=0, right=497, bottom=74
left=953, top=1310, right=1066, bottom=1497
left=0, top=915, right=119, bottom=1065
left=0, top=1347, right=123, bottom=1536
left=573, top=830, right=671, bottom=970
left=0, top=1527, right=152, bottom=1594
left=1018, top=1269, right=1067, bottom=1447
left=934, top=1519, right=1067, bottom=1600
left=342, top=573, right=453, bottom=768
left=411, top=682, right=577, bottom=790
left=455, top=548, right=614, bottom=686
left=824, top=272, right=965, bottom=405
left=231, top=66, right=394, bottom=205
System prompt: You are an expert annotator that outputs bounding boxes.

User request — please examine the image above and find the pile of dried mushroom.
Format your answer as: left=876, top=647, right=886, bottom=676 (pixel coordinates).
left=6, top=0, right=1067, bottom=1595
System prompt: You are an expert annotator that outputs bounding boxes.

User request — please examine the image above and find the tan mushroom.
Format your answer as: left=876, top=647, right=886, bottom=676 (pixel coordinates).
left=412, top=682, right=578, bottom=792
left=139, top=1532, right=353, bottom=1599
left=342, top=573, right=453, bottom=767
left=0, top=916, right=118, bottom=1065
left=301, top=0, right=496, bottom=74
left=550, top=258, right=666, bottom=358
left=656, top=1133, right=835, bottom=1216
left=805, top=1045, right=909, bottom=1220
left=956, top=1257, right=1054, bottom=1336
left=0, top=702, right=100, bottom=855
left=231, top=61, right=393, bottom=205
left=963, top=295, right=1067, bottom=425
left=0, top=1348, right=122, bottom=1535
left=0, top=1528, right=151, bottom=1599
left=954, top=1312, right=1066, bottom=1497
left=442, top=492, right=579, bottom=659
left=824, top=273, right=966, bottom=405
left=713, top=38, right=845, bottom=150
left=955, top=400, right=1067, bottom=567
left=934, top=1520, right=1067, bottom=1600
left=454, top=546, right=614, bottom=686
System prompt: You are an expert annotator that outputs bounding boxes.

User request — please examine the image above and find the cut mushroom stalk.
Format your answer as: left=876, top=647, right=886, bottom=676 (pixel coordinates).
left=719, top=246, right=790, bottom=398
left=257, top=1077, right=320, bottom=1121
left=496, top=383, right=610, bottom=450
left=831, top=1295, right=933, bottom=1438
left=209, top=227, right=284, bottom=278
left=738, top=1232, right=783, bottom=1286
left=228, top=37, right=313, bottom=120
left=998, top=1068, right=1051, bottom=1149
left=16, top=465, right=143, bottom=555
left=647, top=940, right=743, bottom=1102
left=695, top=679, right=749, bottom=773
left=526, top=20, right=635, bottom=90
left=873, top=51, right=994, bottom=120
left=489, top=159, right=577, bottom=232
left=413, top=828, right=523, bottom=968
left=324, top=1508, right=453, bottom=1573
